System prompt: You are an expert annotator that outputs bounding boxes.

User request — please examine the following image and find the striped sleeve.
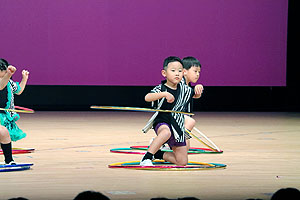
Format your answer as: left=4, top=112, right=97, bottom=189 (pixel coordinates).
left=150, top=84, right=162, bottom=108
left=150, top=84, right=162, bottom=93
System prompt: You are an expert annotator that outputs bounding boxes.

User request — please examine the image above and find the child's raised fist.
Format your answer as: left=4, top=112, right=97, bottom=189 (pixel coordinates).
left=22, top=70, right=30, bottom=79
left=7, top=65, right=16, bottom=75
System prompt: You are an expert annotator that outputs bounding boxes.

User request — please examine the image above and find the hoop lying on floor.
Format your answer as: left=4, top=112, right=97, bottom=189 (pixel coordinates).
left=0, top=147, right=35, bottom=155
left=108, top=160, right=226, bottom=171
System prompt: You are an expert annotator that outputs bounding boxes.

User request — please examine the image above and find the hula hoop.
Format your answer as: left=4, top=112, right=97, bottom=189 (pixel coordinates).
left=193, top=127, right=221, bottom=152
left=0, top=106, right=34, bottom=113
left=108, top=160, right=226, bottom=171
left=129, top=146, right=222, bottom=154
left=0, top=166, right=31, bottom=172
left=110, top=147, right=202, bottom=155
left=0, top=148, right=35, bottom=155
left=110, top=148, right=145, bottom=155
left=0, top=163, right=33, bottom=172
left=14, top=106, right=34, bottom=112
left=90, top=106, right=194, bottom=116
left=0, top=163, right=34, bottom=168
left=185, top=129, right=222, bottom=153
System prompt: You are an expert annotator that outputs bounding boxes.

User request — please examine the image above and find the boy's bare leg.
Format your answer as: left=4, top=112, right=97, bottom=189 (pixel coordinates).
left=147, top=125, right=171, bottom=154
left=163, top=145, right=188, bottom=166
left=140, top=125, right=171, bottom=166
left=173, top=145, right=188, bottom=166
left=0, top=125, right=14, bottom=164
left=0, top=126, right=11, bottom=144
left=161, top=151, right=176, bottom=163
left=185, top=115, right=195, bottom=130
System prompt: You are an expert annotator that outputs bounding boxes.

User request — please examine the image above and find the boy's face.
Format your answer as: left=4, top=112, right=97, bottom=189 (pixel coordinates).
left=184, top=66, right=201, bottom=83
left=162, top=61, right=183, bottom=85
left=0, top=70, right=7, bottom=78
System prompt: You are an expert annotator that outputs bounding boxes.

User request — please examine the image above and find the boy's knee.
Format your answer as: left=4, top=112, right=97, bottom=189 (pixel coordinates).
left=158, top=126, right=172, bottom=138
left=185, top=117, right=196, bottom=129
left=175, top=155, right=188, bottom=166
left=161, top=130, right=171, bottom=138
left=177, top=159, right=188, bottom=166
left=192, top=117, right=196, bottom=123
left=189, top=117, right=196, bottom=126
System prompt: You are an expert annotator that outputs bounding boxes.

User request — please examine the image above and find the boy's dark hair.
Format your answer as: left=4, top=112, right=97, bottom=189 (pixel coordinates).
left=163, top=56, right=183, bottom=70
left=182, top=56, right=201, bottom=70
left=0, top=58, right=9, bottom=71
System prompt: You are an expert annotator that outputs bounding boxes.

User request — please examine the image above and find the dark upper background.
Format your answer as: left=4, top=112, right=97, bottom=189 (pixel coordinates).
left=1, top=0, right=298, bottom=111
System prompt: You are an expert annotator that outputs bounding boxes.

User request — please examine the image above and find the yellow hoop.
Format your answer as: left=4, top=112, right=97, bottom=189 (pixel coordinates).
left=108, top=160, right=226, bottom=171
left=0, top=107, right=34, bottom=113
left=91, top=106, right=194, bottom=115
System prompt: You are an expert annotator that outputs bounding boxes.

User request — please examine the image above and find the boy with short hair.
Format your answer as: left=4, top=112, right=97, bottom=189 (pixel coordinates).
left=182, top=56, right=203, bottom=150
left=141, top=56, right=194, bottom=166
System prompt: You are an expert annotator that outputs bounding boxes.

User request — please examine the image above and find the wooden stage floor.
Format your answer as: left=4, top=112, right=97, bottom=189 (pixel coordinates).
left=1, top=111, right=299, bottom=200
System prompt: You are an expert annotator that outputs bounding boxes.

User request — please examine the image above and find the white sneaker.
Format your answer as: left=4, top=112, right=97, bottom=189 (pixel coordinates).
left=161, top=144, right=170, bottom=150
left=5, top=161, right=17, bottom=165
left=140, top=159, right=154, bottom=166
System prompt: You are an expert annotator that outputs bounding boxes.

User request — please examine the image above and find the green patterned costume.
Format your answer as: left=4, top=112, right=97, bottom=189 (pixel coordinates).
left=0, top=80, right=26, bottom=141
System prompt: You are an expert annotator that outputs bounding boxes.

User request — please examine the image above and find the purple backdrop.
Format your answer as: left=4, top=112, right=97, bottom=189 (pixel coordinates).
left=0, top=0, right=288, bottom=86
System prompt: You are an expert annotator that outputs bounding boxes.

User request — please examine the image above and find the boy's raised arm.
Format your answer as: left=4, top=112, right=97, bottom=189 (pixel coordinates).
left=145, top=92, right=174, bottom=103
left=0, top=66, right=16, bottom=90
left=16, top=70, right=29, bottom=95
left=193, top=84, right=204, bottom=99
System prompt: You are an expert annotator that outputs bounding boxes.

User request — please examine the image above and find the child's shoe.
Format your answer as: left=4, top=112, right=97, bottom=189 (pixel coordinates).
left=140, top=159, right=154, bottom=166
left=5, top=161, right=17, bottom=165
left=160, top=144, right=170, bottom=150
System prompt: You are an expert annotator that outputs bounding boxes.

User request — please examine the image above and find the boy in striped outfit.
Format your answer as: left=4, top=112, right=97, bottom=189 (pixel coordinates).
left=182, top=56, right=203, bottom=151
left=140, top=56, right=195, bottom=166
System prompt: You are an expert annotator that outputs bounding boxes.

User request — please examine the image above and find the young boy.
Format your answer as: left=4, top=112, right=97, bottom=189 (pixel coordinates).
left=182, top=56, right=203, bottom=151
left=141, top=56, right=194, bottom=166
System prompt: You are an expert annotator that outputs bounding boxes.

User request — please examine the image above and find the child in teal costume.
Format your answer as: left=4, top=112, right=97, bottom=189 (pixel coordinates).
left=0, top=58, right=29, bottom=164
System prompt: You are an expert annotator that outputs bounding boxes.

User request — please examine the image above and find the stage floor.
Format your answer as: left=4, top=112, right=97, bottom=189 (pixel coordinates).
left=1, top=111, right=299, bottom=200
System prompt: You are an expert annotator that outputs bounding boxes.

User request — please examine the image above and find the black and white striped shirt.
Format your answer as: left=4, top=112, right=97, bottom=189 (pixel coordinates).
left=142, top=80, right=194, bottom=142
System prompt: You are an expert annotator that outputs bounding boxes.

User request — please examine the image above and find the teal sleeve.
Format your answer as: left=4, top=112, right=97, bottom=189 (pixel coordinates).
left=13, top=82, right=21, bottom=94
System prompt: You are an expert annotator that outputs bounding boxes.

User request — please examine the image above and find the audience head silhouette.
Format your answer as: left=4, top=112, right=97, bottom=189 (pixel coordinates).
left=8, top=198, right=29, bottom=200
left=73, top=190, right=110, bottom=200
left=271, top=187, right=300, bottom=200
